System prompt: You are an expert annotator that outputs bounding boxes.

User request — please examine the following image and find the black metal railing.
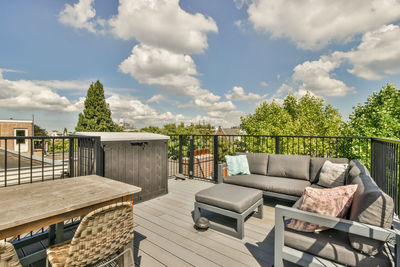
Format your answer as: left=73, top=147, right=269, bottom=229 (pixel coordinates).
left=168, top=134, right=372, bottom=180
left=371, top=137, right=400, bottom=214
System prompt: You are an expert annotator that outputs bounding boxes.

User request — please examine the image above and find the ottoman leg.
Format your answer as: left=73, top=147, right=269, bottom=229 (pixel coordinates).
left=194, top=202, right=201, bottom=222
left=256, top=201, right=263, bottom=219
left=237, top=216, right=244, bottom=239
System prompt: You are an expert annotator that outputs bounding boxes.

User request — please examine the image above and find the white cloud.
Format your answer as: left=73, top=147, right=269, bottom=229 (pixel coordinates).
left=247, top=0, right=400, bottom=50
left=292, top=56, right=355, bottom=96
left=119, top=44, right=199, bottom=88
left=109, top=0, right=218, bottom=54
left=58, top=0, right=104, bottom=33
left=338, top=24, right=400, bottom=80
left=225, top=86, right=267, bottom=101
left=260, top=81, right=268, bottom=87
left=147, top=94, right=166, bottom=104
left=0, top=70, right=78, bottom=112
left=32, top=80, right=90, bottom=90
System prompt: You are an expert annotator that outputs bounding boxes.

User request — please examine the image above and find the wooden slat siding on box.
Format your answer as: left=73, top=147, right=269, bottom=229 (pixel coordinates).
left=0, top=175, right=141, bottom=239
left=104, top=140, right=168, bottom=202
left=130, top=179, right=301, bottom=267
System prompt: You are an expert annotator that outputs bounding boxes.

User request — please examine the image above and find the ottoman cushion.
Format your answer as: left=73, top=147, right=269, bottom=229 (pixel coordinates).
left=195, top=184, right=263, bottom=214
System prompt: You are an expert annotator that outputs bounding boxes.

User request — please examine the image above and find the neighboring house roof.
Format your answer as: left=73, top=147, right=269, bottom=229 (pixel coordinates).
left=215, top=126, right=246, bottom=135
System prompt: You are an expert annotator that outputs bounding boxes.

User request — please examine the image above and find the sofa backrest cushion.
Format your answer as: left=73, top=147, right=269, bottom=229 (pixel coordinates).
left=236, top=152, right=269, bottom=175
left=267, top=154, right=310, bottom=180
left=348, top=164, right=394, bottom=256
left=310, top=157, right=349, bottom=183
left=346, top=160, right=372, bottom=185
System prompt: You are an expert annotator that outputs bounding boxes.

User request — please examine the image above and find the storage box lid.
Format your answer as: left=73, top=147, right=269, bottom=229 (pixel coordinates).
left=75, top=132, right=169, bottom=142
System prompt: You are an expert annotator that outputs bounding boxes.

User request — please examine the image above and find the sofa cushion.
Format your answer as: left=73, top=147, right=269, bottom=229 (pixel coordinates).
left=284, top=228, right=393, bottom=266
left=346, top=160, right=372, bottom=185
left=236, top=152, right=269, bottom=175
left=267, top=154, right=311, bottom=180
left=310, top=157, right=349, bottom=183
left=317, top=161, right=348, bottom=188
left=349, top=172, right=394, bottom=256
left=195, top=184, right=262, bottom=213
left=287, top=185, right=357, bottom=232
left=224, top=174, right=310, bottom=197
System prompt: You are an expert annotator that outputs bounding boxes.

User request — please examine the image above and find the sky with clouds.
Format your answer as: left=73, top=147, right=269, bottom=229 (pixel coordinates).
left=1, top=0, right=400, bottom=131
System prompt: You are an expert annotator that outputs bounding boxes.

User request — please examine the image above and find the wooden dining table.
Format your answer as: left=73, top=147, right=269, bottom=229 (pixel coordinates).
left=0, top=175, right=142, bottom=266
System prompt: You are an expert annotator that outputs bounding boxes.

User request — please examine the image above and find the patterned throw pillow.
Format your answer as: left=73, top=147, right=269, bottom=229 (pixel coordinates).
left=225, top=155, right=250, bottom=176
left=287, top=184, right=358, bottom=232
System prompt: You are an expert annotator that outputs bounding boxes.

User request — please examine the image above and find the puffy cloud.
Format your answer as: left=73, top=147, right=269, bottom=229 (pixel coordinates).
left=292, top=56, right=355, bottom=96
left=119, top=44, right=199, bottom=88
left=58, top=0, right=104, bottom=33
left=225, top=86, right=267, bottom=101
left=260, top=81, right=268, bottom=87
left=338, top=24, right=400, bottom=80
left=0, top=70, right=78, bottom=112
left=247, top=0, right=400, bottom=50
left=109, top=0, right=218, bottom=54
left=32, top=80, right=90, bottom=90
left=147, top=94, right=166, bottom=104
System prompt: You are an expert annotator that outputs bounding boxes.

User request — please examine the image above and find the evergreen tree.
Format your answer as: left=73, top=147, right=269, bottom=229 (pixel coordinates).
left=75, top=81, right=121, bottom=132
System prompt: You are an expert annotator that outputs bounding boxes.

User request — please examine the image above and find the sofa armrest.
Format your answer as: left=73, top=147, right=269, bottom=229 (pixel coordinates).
left=217, top=163, right=227, bottom=183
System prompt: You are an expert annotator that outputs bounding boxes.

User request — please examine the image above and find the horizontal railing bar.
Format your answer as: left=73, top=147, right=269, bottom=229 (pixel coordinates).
left=372, top=137, right=400, bottom=145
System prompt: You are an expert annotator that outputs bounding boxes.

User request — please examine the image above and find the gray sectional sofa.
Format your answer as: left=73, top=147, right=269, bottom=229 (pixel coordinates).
left=218, top=153, right=398, bottom=266
left=218, top=153, right=349, bottom=201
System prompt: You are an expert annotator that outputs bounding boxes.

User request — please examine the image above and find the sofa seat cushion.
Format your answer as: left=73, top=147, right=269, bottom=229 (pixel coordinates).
left=349, top=170, right=394, bottom=255
left=236, top=152, right=269, bottom=175
left=195, top=184, right=262, bottom=214
left=267, top=154, right=311, bottom=180
left=224, top=174, right=310, bottom=196
left=310, top=157, right=349, bottom=183
left=284, top=228, right=392, bottom=267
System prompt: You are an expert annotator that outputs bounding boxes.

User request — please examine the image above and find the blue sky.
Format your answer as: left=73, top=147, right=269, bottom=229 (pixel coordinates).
left=1, top=0, right=400, bottom=131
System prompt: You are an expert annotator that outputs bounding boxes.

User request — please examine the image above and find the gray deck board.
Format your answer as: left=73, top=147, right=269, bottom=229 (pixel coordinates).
left=133, top=178, right=294, bottom=267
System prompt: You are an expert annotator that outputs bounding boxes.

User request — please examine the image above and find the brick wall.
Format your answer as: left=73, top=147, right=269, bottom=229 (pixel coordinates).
left=0, top=121, right=33, bottom=153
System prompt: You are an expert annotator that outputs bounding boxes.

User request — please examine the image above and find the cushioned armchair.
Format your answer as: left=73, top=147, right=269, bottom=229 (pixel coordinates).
left=274, top=205, right=400, bottom=266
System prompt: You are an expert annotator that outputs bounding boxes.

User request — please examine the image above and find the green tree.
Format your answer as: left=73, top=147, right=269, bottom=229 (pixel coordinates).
left=33, top=124, right=47, bottom=136
left=240, top=92, right=342, bottom=136
left=75, top=81, right=121, bottom=132
left=342, top=83, right=400, bottom=138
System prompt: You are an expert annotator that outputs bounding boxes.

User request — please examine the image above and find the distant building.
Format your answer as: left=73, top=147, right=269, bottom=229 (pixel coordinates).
left=48, top=130, right=62, bottom=137
left=119, top=119, right=138, bottom=132
left=0, top=119, right=33, bottom=153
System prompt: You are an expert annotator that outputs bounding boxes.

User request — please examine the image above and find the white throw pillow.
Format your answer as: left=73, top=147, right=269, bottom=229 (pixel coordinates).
left=317, top=160, right=348, bottom=188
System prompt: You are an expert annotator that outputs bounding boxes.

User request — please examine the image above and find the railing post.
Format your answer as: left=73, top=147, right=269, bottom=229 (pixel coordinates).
left=275, top=136, right=280, bottom=154
left=213, top=135, right=219, bottom=183
left=95, top=137, right=104, bottom=176
left=189, top=136, right=194, bottom=178
left=69, top=137, right=74, bottom=177
left=178, top=135, right=183, bottom=174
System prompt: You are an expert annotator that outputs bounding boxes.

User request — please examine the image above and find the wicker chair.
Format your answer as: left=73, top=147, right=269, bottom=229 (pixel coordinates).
left=46, top=202, right=134, bottom=267
left=0, top=241, right=22, bottom=267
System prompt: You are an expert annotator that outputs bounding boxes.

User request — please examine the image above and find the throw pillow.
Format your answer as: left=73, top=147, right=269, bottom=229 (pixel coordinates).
left=225, top=155, right=250, bottom=176
left=317, top=160, right=348, bottom=188
left=287, top=184, right=358, bottom=232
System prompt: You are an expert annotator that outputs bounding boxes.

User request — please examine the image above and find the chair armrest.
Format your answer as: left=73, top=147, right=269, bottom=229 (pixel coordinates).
left=217, top=163, right=227, bottom=183
left=275, top=205, right=397, bottom=242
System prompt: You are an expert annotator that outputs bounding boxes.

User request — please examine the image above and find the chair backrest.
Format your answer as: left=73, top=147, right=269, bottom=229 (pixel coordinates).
left=65, top=202, right=134, bottom=266
left=0, top=241, right=21, bottom=267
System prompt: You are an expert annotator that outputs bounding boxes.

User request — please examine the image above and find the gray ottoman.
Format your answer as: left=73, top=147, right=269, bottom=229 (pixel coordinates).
left=194, top=184, right=263, bottom=239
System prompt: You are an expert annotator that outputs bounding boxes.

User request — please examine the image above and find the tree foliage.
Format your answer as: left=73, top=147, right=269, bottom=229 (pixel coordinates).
left=75, top=81, right=121, bottom=132
left=342, top=83, right=400, bottom=138
left=33, top=124, right=47, bottom=136
left=141, top=122, right=214, bottom=135
left=240, top=92, right=342, bottom=136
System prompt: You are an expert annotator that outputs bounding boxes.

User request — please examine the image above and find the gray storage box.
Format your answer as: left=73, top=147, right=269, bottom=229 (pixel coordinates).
left=76, top=132, right=169, bottom=202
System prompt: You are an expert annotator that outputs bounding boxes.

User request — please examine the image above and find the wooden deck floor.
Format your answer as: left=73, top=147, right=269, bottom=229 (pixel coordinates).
left=133, top=178, right=295, bottom=267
